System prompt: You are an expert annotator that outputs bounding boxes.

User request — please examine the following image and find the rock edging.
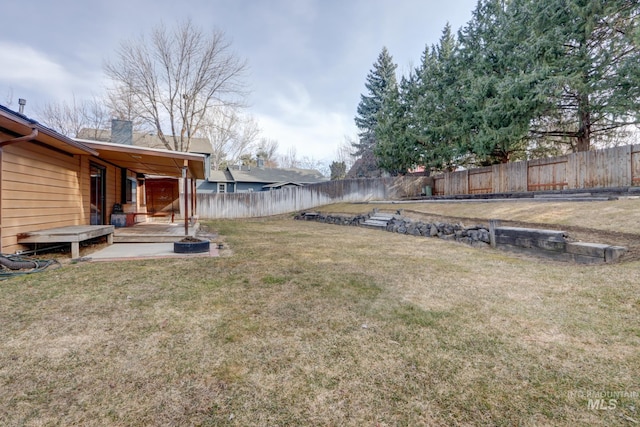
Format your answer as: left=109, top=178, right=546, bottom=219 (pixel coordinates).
left=295, top=210, right=491, bottom=248
left=294, top=210, right=627, bottom=264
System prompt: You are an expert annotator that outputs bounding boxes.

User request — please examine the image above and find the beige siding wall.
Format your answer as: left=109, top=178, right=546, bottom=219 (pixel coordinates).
left=2, top=142, right=84, bottom=253
left=1, top=143, right=123, bottom=254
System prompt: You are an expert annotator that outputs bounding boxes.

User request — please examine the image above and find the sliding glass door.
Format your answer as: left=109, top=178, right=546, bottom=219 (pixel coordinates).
left=90, top=163, right=106, bottom=225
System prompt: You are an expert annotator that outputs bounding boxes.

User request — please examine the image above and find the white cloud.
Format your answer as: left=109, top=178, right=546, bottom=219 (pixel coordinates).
left=255, top=81, right=357, bottom=163
left=0, top=41, right=103, bottom=104
left=0, top=42, right=69, bottom=91
left=0, top=0, right=478, bottom=160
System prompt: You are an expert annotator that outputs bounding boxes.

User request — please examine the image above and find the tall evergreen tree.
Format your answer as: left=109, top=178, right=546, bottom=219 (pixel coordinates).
left=329, top=161, right=347, bottom=180
left=414, top=23, right=463, bottom=170
left=375, top=25, right=463, bottom=175
left=375, top=75, right=418, bottom=175
left=529, top=0, right=640, bottom=151
left=353, top=47, right=398, bottom=160
left=365, top=0, right=640, bottom=174
left=454, top=0, right=539, bottom=164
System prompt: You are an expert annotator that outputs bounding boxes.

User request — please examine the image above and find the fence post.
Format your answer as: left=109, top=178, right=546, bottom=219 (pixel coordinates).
left=489, top=219, right=501, bottom=248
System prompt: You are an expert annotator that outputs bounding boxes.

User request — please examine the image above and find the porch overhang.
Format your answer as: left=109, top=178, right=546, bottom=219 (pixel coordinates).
left=77, top=139, right=206, bottom=179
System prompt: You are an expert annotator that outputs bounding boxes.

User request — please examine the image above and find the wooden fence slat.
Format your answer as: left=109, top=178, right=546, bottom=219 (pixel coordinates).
left=632, top=145, right=640, bottom=185
left=527, top=156, right=568, bottom=191
left=196, top=177, right=429, bottom=219
left=435, top=143, right=638, bottom=196
left=196, top=144, right=640, bottom=218
left=468, top=167, right=492, bottom=194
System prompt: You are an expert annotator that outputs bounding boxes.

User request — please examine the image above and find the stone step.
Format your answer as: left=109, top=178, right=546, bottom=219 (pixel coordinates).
left=369, top=215, right=394, bottom=222
left=534, top=193, right=592, bottom=198
left=362, top=219, right=389, bottom=228
left=533, top=196, right=613, bottom=202
left=114, top=235, right=185, bottom=243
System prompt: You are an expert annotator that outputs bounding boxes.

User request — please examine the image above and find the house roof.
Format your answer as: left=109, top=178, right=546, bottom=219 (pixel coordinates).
left=77, top=128, right=213, bottom=154
left=227, top=166, right=328, bottom=184
left=133, top=133, right=213, bottom=154
left=76, top=139, right=206, bottom=179
left=209, top=169, right=234, bottom=182
left=0, top=104, right=98, bottom=155
left=262, top=182, right=304, bottom=189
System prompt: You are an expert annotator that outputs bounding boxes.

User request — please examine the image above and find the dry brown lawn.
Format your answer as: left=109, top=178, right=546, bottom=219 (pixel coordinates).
left=1, top=202, right=639, bottom=426
left=323, top=197, right=640, bottom=234
left=321, top=197, right=640, bottom=261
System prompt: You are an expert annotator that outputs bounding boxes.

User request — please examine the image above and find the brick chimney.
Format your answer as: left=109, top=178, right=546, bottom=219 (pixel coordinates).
left=111, top=119, right=133, bottom=145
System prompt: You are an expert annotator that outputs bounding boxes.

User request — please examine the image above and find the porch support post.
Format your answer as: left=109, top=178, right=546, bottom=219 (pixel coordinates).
left=71, top=242, right=80, bottom=259
left=191, top=177, right=196, bottom=217
left=183, top=165, right=189, bottom=236
left=489, top=219, right=500, bottom=248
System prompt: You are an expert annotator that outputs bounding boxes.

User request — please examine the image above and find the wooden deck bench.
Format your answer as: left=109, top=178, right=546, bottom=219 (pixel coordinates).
left=17, top=225, right=115, bottom=258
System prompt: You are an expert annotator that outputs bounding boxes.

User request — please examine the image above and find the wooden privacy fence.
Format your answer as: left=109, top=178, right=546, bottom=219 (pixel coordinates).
left=195, top=176, right=430, bottom=219
left=433, top=144, right=640, bottom=196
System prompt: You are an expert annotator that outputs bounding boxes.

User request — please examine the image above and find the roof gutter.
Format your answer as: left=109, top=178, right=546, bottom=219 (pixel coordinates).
left=0, top=107, right=98, bottom=155
left=0, top=128, right=38, bottom=147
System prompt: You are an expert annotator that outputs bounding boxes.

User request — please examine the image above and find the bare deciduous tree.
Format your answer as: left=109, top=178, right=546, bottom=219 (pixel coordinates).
left=299, top=156, right=328, bottom=176
left=107, top=82, right=148, bottom=131
left=277, top=146, right=327, bottom=175
left=335, top=135, right=356, bottom=171
left=3, top=88, right=14, bottom=107
left=202, top=107, right=260, bottom=170
left=104, top=19, right=248, bottom=152
left=256, top=138, right=279, bottom=167
left=279, top=146, right=299, bottom=169
left=37, top=95, right=110, bottom=138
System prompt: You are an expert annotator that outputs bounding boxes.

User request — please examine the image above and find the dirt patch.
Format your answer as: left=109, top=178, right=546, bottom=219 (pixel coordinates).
left=178, top=236, right=205, bottom=243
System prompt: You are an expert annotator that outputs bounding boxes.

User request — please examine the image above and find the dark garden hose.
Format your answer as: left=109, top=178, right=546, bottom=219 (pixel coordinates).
left=0, top=254, right=60, bottom=280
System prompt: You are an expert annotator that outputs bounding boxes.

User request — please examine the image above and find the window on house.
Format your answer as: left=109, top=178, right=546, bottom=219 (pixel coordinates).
left=218, top=183, right=226, bottom=193
left=125, top=178, right=137, bottom=203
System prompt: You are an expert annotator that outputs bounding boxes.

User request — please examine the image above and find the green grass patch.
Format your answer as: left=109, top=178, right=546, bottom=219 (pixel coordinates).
left=392, top=303, right=451, bottom=328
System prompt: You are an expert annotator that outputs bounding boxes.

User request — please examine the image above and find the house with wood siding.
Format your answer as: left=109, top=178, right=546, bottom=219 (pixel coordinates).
left=0, top=104, right=205, bottom=255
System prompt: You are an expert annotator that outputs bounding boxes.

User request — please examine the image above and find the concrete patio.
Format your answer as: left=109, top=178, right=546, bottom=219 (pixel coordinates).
left=86, top=221, right=220, bottom=261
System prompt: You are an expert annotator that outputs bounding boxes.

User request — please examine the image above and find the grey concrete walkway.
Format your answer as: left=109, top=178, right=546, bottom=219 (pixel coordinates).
left=113, top=221, right=199, bottom=243
left=88, top=242, right=219, bottom=261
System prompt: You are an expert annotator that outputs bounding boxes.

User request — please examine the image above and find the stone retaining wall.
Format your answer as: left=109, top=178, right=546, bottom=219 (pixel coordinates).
left=295, top=211, right=491, bottom=246
left=295, top=211, right=626, bottom=264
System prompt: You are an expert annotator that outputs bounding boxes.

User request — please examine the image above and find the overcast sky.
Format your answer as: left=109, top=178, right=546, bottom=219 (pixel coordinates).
left=0, top=0, right=477, bottom=165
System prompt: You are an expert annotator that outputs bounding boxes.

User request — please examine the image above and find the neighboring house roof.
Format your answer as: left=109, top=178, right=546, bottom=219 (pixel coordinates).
left=227, top=166, right=328, bottom=185
left=131, top=133, right=213, bottom=154
left=262, top=182, right=304, bottom=189
left=77, top=128, right=213, bottom=154
left=208, top=169, right=234, bottom=183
